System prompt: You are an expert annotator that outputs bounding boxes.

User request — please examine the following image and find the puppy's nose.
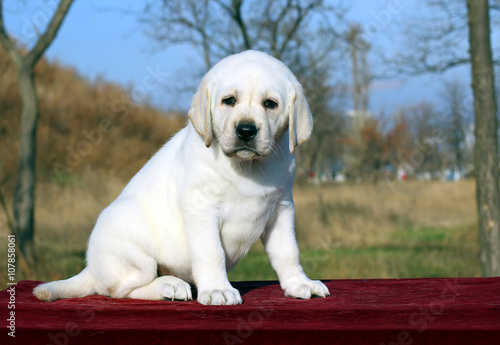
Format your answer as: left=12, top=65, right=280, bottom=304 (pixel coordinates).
left=236, top=123, right=258, bottom=142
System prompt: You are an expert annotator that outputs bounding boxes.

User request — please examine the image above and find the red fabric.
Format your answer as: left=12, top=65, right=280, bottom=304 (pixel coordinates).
left=1, top=278, right=499, bottom=345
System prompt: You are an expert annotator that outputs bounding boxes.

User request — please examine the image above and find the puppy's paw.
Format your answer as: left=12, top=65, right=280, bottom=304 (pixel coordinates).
left=33, top=284, right=53, bottom=302
left=283, top=279, right=330, bottom=299
left=197, top=286, right=242, bottom=306
left=158, top=276, right=193, bottom=301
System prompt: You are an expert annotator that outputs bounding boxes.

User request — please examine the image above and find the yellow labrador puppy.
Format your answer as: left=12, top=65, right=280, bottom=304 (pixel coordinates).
left=34, top=50, right=330, bottom=305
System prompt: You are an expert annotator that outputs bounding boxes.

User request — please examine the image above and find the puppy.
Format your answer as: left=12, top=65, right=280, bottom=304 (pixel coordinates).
left=34, top=50, right=330, bottom=305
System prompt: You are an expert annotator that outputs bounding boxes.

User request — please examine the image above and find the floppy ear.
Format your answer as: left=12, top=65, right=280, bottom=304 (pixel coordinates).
left=288, top=80, right=313, bottom=154
left=188, top=78, right=214, bottom=147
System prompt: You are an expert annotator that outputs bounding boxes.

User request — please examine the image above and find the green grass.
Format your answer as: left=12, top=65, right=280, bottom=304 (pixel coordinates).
left=228, top=226, right=481, bottom=282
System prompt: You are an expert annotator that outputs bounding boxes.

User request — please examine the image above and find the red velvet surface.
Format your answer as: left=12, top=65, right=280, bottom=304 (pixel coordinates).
left=1, top=278, right=499, bottom=345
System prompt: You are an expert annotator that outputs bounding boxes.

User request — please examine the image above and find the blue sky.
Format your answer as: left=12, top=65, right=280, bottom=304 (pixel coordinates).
left=3, top=0, right=472, bottom=114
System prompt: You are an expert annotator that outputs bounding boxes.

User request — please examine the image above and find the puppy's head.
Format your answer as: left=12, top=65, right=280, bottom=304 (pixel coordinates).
left=189, top=50, right=312, bottom=160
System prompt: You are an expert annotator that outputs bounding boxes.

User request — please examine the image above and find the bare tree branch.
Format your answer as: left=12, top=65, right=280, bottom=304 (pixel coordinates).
left=381, top=0, right=472, bottom=78
left=268, top=0, right=293, bottom=56
left=277, top=0, right=323, bottom=58
left=213, top=0, right=252, bottom=50
left=24, top=0, right=74, bottom=68
left=139, top=0, right=345, bottom=69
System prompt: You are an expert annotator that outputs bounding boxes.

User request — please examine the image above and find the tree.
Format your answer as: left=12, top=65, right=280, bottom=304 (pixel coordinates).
left=440, top=79, right=470, bottom=175
left=342, top=24, right=379, bottom=182
left=385, top=0, right=500, bottom=75
left=401, top=102, right=444, bottom=175
left=296, top=52, right=345, bottom=177
left=359, top=120, right=383, bottom=182
left=347, top=23, right=370, bottom=115
left=140, top=0, right=345, bottom=70
left=467, top=0, right=500, bottom=276
left=383, top=113, right=412, bottom=174
left=0, top=0, right=74, bottom=263
left=387, top=0, right=500, bottom=276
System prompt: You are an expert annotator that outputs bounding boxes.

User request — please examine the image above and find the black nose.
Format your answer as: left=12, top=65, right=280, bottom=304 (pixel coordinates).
left=236, top=123, right=258, bottom=142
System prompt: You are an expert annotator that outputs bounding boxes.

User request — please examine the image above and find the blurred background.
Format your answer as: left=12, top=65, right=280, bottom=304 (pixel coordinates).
left=1, top=0, right=498, bottom=286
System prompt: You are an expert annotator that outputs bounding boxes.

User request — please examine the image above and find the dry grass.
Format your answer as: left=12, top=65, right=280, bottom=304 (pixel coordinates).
left=293, top=179, right=476, bottom=247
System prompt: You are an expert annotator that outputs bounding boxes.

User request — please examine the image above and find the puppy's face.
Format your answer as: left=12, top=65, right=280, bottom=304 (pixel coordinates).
left=189, top=51, right=313, bottom=158
left=212, top=63, right=290, bottom=160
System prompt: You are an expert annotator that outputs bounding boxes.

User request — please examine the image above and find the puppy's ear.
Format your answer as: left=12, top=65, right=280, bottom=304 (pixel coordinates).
left=288, top=79, right=313, bottom=154
left=188, top=78, right=214, bottom=147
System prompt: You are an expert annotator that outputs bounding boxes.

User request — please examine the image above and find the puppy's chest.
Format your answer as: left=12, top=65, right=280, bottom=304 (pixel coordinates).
left=218, top=193, right=278, bottom=265
left=219, top=192, right=279, bottom=238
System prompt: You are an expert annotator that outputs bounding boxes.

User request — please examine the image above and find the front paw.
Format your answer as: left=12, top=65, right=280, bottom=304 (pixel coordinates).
left=283, top=279, right=330, bottom=299
left=197, top=286, right=243, bottom=305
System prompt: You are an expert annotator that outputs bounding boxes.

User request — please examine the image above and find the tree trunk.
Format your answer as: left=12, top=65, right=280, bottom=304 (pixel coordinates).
left=309, top=134, right=324, bottom=177
left=0, top=0, right=74, bottom=265
left=13, top=65, right=39, bottom=263
left=467, top=0, right=500, bottom=276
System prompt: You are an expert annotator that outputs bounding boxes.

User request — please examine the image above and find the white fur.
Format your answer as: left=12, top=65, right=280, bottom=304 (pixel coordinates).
left=33, top=50, right=329, bottom=305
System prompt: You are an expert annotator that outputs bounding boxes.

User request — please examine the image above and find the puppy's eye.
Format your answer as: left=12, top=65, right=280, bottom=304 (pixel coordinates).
left=264, top=99, right=278, bottom=109
left=222, top=97, right=236, bottom=106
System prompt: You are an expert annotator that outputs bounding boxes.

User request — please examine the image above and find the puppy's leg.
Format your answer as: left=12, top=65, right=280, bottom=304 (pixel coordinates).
left=92, top=247, right=157, bottom=299
left=92, top=246, right=192, bottom=301
left=128, top=276, right=192, bottom=301
left=183, top=212, right=242, bottom=305
left=262, top=199, right=330, bottom=299
left=87, top=201, right=190, bottom=301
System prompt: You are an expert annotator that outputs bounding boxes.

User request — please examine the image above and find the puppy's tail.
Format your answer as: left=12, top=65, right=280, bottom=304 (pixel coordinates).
left=33, top=267, right=96, bottom=301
